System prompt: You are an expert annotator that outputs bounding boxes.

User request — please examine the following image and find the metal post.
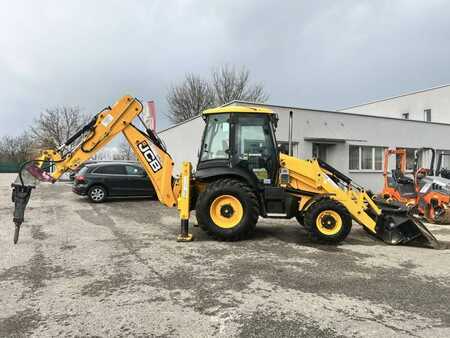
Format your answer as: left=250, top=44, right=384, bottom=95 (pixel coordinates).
left=288, top=111, right=293, bottom=156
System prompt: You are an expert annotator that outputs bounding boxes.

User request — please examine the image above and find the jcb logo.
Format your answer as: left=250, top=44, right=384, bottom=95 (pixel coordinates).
left=138, top=141, right=162, bottom=173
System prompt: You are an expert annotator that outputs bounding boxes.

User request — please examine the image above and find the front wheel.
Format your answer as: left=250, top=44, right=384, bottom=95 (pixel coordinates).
left=295, top=213, right=308, bottom=228
left=195, top=179, right=259, bottom=241
left=304, top=199, right=352, bottom=244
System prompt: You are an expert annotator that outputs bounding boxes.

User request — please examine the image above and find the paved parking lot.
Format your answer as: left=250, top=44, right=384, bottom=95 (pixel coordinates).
left=1, top=173, right=450, bottom=337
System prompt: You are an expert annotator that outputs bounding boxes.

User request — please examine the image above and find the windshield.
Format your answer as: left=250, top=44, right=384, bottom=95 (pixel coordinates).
left=200, top=114, right=230, bottom=161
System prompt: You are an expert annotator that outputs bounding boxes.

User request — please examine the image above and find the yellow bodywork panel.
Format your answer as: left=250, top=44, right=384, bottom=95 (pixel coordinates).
left=123, top=126, right=178, bottom=208
left=280, top=153, right=380, bottom=233
left=203, top=105, right=273, bottom=115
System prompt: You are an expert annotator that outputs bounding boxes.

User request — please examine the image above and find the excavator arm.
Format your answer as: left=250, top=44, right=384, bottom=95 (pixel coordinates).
left=11, top=95, right=192, bottom=243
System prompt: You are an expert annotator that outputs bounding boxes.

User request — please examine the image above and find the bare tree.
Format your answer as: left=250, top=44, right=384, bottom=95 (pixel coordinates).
left=0, top=133, right=35, bottom=164
left=166, top=73, right=215, bottom=124
left=212, top=65, right=269, bottom=105
left=166, top=66, right=269, bottom=124
left=30, top=106, right=89, bottom=149
left=117, top=140, right=135, bottom=160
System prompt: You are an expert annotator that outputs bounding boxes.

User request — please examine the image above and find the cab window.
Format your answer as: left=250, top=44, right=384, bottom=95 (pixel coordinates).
left=200, top=113, right=230, bottom=161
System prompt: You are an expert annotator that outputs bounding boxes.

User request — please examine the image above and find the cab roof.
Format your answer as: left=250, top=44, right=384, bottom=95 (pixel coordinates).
left=202, top=105, right=273, bottom=115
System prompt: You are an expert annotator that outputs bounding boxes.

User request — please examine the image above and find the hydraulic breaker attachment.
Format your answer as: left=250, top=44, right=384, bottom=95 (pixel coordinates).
left=11, top=184, right=34, bottom=244
left=373, top=201, right=440, bottom=249
left=10, top=160, right=58, bottom=244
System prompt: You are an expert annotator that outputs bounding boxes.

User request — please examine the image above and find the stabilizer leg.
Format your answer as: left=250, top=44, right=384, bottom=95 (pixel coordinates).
left=176, top=161, right=193, bottom=242
left=177, top=219, right=193, bottom=242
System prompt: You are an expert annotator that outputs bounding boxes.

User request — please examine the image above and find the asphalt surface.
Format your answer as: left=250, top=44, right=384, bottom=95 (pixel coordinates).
left=1, top=173, right=450, bottom=337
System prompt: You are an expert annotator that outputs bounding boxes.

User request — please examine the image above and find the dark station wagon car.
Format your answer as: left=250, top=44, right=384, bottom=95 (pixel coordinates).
left=72, top=161, right=156, bottom=202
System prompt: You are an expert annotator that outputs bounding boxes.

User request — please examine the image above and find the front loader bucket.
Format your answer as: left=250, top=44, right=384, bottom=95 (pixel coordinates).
left=374, top=203, right=440, bottom=249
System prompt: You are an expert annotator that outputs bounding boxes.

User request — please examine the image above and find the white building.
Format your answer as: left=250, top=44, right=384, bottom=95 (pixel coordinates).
left=159, top=97, right=450, bottom=192
left=340, top=84, right=450, bottom=123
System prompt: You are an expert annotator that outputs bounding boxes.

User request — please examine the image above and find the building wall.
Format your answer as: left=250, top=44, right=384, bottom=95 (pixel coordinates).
left=340, top=85, right=450, bottom=123
left=159, top=116, right=205, bottom=174
left=159, top=102, right=450, bottom=192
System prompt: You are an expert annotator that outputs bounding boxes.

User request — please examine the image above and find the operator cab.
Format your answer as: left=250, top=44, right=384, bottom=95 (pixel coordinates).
left=389, top=168, right=416, bottom=198
left=197, top=106, right=279, bottom=187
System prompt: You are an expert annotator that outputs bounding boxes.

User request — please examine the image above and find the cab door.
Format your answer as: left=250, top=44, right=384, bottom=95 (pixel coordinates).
left=233, top=114, right=278, bottom=186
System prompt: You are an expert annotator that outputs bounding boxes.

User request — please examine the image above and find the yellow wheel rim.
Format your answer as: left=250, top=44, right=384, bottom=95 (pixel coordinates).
left=209, top=195, right=244, bottom=229
left=316, top=210, right=342, bottom=236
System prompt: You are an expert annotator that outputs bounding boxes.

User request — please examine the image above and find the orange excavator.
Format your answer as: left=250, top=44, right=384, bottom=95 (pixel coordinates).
left=413, top=148, right=450, bottom=224
left=380, top=147, right=450, bottom=224
left=380, top=148, right=417, bottom=206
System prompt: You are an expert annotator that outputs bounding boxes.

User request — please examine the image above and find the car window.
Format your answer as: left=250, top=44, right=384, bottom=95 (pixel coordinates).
left=78, top=167, right=90, bottom=175
left=125, top=165, right=144, bottom=176
left=94, top=165, right=126, bottom=175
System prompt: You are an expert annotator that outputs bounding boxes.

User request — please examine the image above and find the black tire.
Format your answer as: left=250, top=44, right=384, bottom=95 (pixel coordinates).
left=195, top=178, right=259, bottom=241
left=295, top=213, right=307, bottom=228
left=88, top=185, right=107, bottom=203
left=304, top=199, right=352, bottom=244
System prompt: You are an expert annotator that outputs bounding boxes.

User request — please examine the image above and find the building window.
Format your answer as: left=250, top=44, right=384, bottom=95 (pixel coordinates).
left=349, top=146, right=360, bottom=170
left=402, top=112, right=409, bottom=119
left=374, top=147, right=384, bottom=170
left=405, top=148, right=416, bottom=171
left=394, top=148, right=417, bottom=171
left=349, top=145, right=385, bottom=171
left=424, top=109, right=431, bottom=122
left=277, top=141, right=298, bottom=155
left=312, top=143, right=327, bottom=162
left=361, top=147, right=373, bottom=170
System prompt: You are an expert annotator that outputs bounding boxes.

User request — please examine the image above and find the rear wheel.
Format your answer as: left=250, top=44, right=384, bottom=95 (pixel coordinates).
left=88, top=185, right=107, bottom=203
left=304, top=199, right=352, bottom=244
left=196, top=179, right=259, bottom=241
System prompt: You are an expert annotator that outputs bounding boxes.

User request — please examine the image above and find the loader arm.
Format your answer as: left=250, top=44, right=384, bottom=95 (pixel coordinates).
left=279, top=153, right=440, bottom=248
left=279, top=154, right=380, bottom=232
left=11, top=95, right=193, bottom=243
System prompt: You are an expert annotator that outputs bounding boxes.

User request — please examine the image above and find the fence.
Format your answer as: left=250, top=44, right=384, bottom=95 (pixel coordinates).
left=0, top=162, right=20, bottom=173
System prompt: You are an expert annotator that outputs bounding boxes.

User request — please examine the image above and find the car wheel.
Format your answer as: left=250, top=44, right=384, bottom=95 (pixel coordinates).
left=88, top=186, right=107, bottom=203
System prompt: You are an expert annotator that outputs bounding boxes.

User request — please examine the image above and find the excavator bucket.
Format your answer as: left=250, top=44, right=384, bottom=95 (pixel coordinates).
left=373, top=201, right=441, bottom=249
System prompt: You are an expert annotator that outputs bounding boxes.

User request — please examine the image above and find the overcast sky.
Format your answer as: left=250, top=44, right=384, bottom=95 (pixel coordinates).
left=1, top=0, right=450, bottom=137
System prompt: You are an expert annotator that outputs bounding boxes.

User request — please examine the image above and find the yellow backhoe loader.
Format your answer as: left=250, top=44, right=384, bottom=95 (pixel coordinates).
left=11, top=95, right=440, bottom=248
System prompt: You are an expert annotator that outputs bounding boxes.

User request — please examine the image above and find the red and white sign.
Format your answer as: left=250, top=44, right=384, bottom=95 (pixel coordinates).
left=143, top=100, right=156, bottom=131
